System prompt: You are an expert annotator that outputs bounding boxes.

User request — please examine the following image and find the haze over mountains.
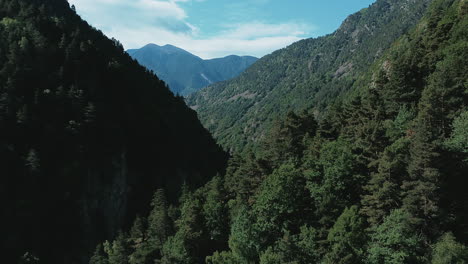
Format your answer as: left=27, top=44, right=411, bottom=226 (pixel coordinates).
left=2, top=0, right=467, bottom=263
left=127, top=44, right=258, bottom=96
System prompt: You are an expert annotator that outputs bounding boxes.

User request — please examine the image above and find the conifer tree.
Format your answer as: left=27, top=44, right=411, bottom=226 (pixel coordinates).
left=323, top=206, right=366, bottom=264
left=105, top=232, right=129, bottom=264
left=361, top=138, right=409, bottom=226
left=431, top=232, right=468, bottom=264
left=160, top=191, right=203, bottom=263
left=367, top=209, right=424, bottom=264
left=202, top=175, right=228, bottom=242
left=128, top=216, right=147, bottom=264
left=139, top=189, right=171, bottom=263
left=89, top=244, right=108, bottom=264
left=228, top=206, right=259, bottom=263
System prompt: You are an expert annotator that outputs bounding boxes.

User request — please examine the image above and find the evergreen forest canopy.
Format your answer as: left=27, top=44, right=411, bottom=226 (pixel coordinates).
left=97, top=0, right=468, bottom=263
left=0, top=0, right=467, bottom=263
left=0, top=0, right=226, bottom=262
left=187, top=0, right=434, bottom=153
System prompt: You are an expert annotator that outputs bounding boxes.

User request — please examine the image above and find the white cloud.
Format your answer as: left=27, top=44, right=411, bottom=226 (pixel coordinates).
left=68, top=0, right=315, bottom=59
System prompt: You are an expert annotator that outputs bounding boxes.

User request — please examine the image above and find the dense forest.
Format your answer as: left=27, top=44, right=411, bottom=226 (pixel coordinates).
left=187, top=0, right=433, bottom=153
left=98, top=0, right=467, bottom=263
left=1, top=0, right=467, bottom=263
left=0, top=0, right=226, bottom=263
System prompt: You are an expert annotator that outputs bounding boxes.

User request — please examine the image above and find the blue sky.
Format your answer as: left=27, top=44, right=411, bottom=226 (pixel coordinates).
left=68, top=0, right=376, bottom=59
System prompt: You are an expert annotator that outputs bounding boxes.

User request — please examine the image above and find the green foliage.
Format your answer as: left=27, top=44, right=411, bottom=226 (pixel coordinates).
left=6, top=0, right=468, bottom=264
left=261, top=111, right=317, bottom=165
left=253, top=164, right=310, bottom=249
left=128, top=216, right=147, bottom=264
left=104, top=232, right=129, bottom=264
left=223, top=152, right=269, bottom=204
left=367, top=209, right=424, bottom=264
left=160, top=191, right=206, bottom=263
left=259, top=247, right=292, bottom=264
left=160, top=232, right=191, bottom=264
left=89, top=245, right=108, bottom=264
left=306, top=139, right=362, bottom=227
left=205, top=251, right=241, bottom=264
left=103, top=1, right=468, bottom=264
left=147, top=189, right=170, bottom=251
left=187, top=0, right=432, bottom=153
left=323, top=206, right=367, bottom=264
left=0, top=0, right=227, bottom=262
left=202, top=175, right=228, bottom=241
left=431, top=232, right=468, bottom=264
left=297, top=226, right=322, bottom=261
left=362, top=138, right=410, bottom=225
left=228, top=206, right=259, bottom=262
left=445, top=110, right=468, bottom=156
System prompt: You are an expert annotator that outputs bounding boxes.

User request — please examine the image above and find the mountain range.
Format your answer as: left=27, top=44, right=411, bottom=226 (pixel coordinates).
left=127, top=44, right=257, bottom=96
left=187, top=0, right=433, bottom=152
left=2, top=0, right=467, bottom=263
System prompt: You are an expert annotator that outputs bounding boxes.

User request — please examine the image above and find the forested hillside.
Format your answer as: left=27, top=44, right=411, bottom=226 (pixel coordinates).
left=99, top=0, right=467, bottom=263
left=127, top=44, right=257, bottom=96
left=0, top=0, right=227, bottom=263
left=187, top=0, right=433, bottom=153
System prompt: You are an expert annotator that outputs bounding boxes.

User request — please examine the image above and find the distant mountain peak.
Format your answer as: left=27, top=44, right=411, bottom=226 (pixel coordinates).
left=128, top=44, right=258, bottom=96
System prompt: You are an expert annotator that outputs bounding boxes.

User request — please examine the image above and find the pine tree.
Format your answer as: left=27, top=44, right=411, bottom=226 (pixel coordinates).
left=228, top=206, right=259, bottom=263
left=205, top=250, right=240, bottom=264
left=445, top=110, right=468, bottom=157
left=323, top=206, right=366, bottom=264
left=89, top=244, right=108, bottom=264
left=128, top=216, right=147, bottom=264
left=367, top=209, right=424, bottom=264
left=143, top=189, right=170, bottom=262
left=306, top=139, right=362, bottom=228
left=202, top=175, right=228, bottom=242
left=402, top=108, right=441, bottom=235
left=105, top=232, right=129, bottom=264
left=161, top=191, right=203, bottom=264
left=253, top=163, right=309, bottom=250
left=361, top=138, right=409, bottom=226
left=431, top=232, right=468, bottom=264
left=261, top=111, right=317, bottom=166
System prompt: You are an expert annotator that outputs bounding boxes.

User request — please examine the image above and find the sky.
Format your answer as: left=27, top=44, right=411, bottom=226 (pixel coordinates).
left=68, top=0, right=376, bottom=59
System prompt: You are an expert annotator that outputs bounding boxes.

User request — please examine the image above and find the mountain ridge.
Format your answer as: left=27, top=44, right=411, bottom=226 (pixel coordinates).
left=187, top=0, right=433, bottom=153
left=127, top=44, right=258, bottom=96
left=0, top=0, right=227, bottom=262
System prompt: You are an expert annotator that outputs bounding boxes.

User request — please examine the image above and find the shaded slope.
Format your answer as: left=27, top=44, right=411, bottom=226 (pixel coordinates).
left=98, top=0, right=468, bottom=262
left=0, top=0, right=227, bottom=263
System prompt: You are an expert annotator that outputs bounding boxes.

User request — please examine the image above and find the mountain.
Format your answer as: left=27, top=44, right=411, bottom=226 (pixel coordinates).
left=101, top=0, right=468, bottom=263
left=127, top=44, right=258, bottom=96
left=187, top=0, right=433, bottom=153
left=0, top=0, right=227, bottom=263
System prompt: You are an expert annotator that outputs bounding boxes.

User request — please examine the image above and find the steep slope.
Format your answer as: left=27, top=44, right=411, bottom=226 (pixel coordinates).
left=0, top=0, right=227, bottom=263
left=127, top=44, right=257, bottom=96
left=187, top=0, right=433, bottom=153
left=100, top=0, right=467, bottom=263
